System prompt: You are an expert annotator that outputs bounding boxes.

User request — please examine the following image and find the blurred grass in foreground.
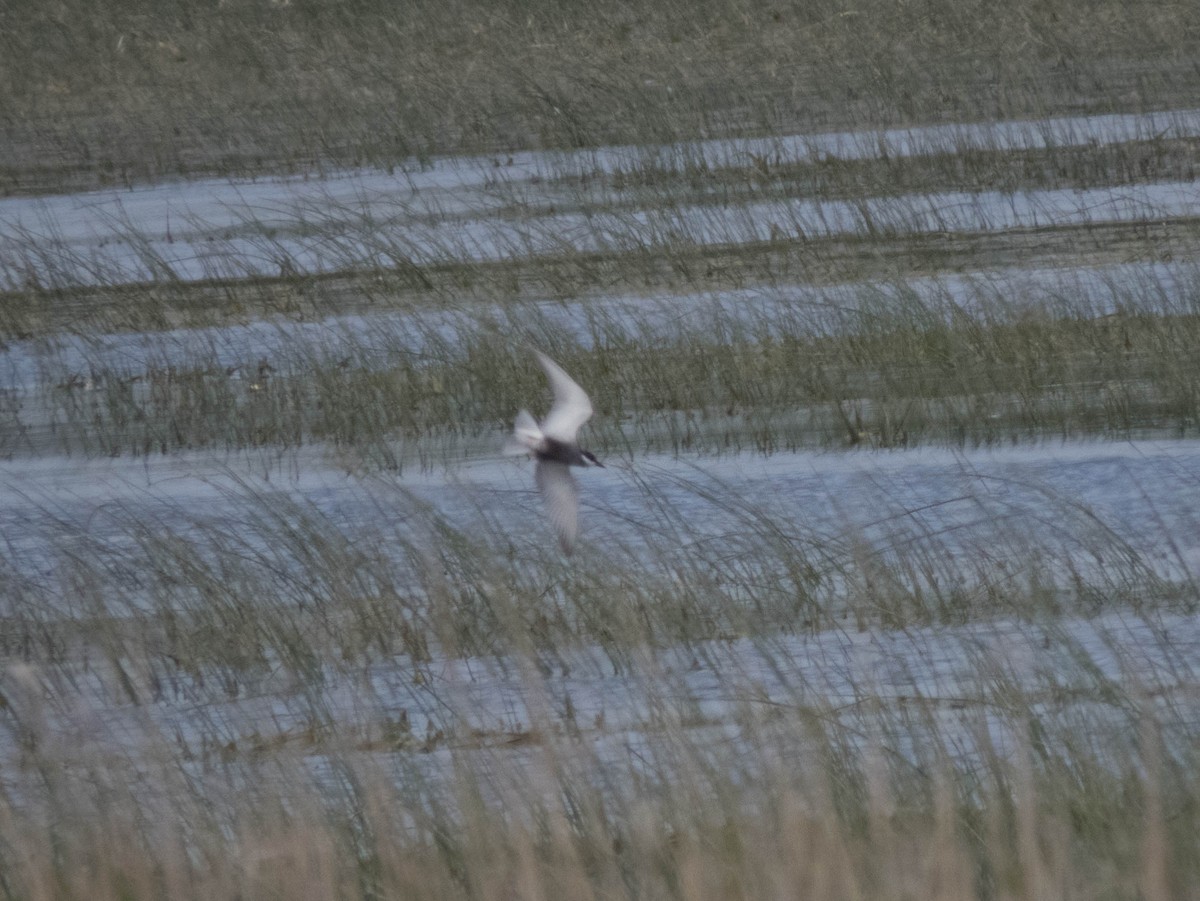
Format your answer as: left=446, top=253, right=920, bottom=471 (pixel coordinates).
left=0, top=467, right=1196, bottom=900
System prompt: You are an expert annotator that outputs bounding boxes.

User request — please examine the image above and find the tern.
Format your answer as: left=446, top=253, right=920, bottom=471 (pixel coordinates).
left=505, top=351, right=604, bottom=553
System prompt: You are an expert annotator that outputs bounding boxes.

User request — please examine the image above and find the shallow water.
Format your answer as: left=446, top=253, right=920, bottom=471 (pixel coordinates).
left=5, top=178, right=1199, bottom=287
left=2, top=440, right=1197, bottom=598
left=3, top=107, right=1200, bottom=811
left=0, top=438, right=1196, bottom=816
left=4, top=107, right=1200, bottom=288
left=1, top=579, right=1193, bottom=799
left=2, top=257, right=1196, bottom=393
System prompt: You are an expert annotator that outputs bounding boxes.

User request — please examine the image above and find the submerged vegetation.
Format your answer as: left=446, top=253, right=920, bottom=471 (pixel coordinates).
left=7, top=300, right=1200, bottom=464
left=2, top=0, right=1200, bottom=897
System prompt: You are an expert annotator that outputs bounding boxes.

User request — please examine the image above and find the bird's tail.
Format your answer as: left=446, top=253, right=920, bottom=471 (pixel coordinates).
left=503, top=409, right=542, bottom=456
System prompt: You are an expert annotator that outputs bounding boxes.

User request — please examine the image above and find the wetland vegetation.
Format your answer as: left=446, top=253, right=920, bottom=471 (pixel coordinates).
left=1, top=0, right=1200, bottom=898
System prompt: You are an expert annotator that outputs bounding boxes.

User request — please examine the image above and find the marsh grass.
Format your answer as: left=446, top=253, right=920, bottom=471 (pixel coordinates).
left=5, top=1, right=1200, bottom=895
left=4, top=0, right=1199, bottom=193
left=0, top=749, right=1194, bottom=900
left=10, top=296, right=1199, bottom=462
left=7, top=172, right=1199, bottom=296
left=4, top=209, right=1200, bottom=343
left=606, top=137, right=1200, bottom=200
left=0, top=466, right=1197, bottom=899
left=0, top=460, right=1188, bottom=684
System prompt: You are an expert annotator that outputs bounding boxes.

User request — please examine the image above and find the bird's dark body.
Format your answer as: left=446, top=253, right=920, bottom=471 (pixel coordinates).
left=535, top=437, right=601, bottom=468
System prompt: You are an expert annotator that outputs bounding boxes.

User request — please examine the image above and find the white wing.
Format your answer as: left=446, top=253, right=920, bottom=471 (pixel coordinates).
left=535, top=351, right=594, bottom=443
left=504, top=409, right=543, bottom=456
left=535, top=460, right=580, bottom=554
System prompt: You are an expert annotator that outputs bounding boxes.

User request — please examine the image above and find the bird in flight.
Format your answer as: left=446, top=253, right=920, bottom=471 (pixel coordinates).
left=505, top=350, right=604, bottom=554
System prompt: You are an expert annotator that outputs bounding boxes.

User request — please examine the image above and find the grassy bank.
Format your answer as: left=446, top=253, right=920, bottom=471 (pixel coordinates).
left=3, top=0, right=1200, bottom=192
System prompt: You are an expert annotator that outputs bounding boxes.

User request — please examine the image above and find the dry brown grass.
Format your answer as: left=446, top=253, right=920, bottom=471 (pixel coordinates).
left=0, top=743, right=1192, bottom=901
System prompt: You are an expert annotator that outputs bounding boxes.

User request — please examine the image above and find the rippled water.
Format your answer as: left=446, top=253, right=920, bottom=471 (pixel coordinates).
left=3, top=107, right=1200, bottom=800
left=4, top=109, right=1200, bottom=287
